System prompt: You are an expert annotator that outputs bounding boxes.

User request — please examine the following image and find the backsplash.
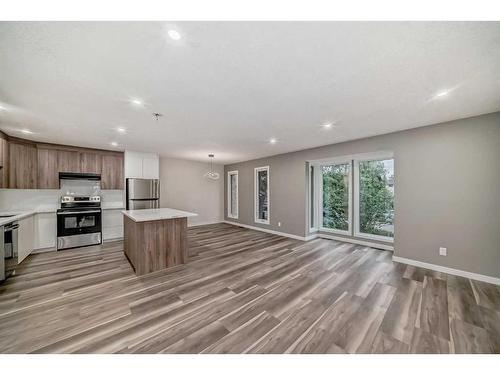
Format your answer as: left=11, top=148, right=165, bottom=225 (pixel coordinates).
left=60, top=179, right=101, bottom=196
left=0, top=189, right=124, bottom=212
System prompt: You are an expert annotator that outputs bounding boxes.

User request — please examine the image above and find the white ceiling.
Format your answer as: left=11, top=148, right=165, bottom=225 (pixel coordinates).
left=0, top=22, right=499, bottom=164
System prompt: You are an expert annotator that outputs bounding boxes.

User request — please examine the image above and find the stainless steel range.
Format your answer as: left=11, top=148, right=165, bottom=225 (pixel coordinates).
left=57, top=195, right=102, bottom=250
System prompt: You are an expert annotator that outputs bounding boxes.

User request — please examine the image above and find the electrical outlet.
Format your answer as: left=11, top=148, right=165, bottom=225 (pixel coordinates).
left=439, top=247, right=447, bottom=256
left=278, top=222, right=281, bottom=227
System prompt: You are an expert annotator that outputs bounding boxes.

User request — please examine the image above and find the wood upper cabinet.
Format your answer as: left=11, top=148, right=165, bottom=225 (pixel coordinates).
left=8, top=141, right=38, bottom=189
left=37, top=148, right=58, bottom=189
left=79, top=152, right=102, bottom=174
left=57, top=150, right=79, bottom=173
left=37, top=148, right=80, bottom=189
left=4, top=136, right=124, bottom=190
left=101, top=154, right=124, bottom=190
left=0, top=138, right=8, bottom=188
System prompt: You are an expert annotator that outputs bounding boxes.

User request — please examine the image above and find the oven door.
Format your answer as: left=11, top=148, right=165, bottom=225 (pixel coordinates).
left=57, top=209, right=102, bottom=250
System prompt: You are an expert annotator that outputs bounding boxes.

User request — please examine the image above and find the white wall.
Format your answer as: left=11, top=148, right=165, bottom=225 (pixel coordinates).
left=159, top=157, right=224, bottom=226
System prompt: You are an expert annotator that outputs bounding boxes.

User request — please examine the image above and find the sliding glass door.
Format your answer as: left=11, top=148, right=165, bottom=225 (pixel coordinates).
left=310, top=152, right=394, bottom=243
left=355, top=158, right=394, bottom=241
left=320, top=163, right=351, bottom=235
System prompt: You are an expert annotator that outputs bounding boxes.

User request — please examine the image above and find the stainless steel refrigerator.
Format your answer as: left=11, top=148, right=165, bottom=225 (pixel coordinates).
left=126, top=178, right=160, bottom=210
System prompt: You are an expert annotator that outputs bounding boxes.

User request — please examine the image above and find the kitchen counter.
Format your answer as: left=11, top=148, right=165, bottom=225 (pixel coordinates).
left=122, top=208, right=197, bottom=275
left=0, top=202, right=124, bottom=220
left=121, top=208, right=197, bottom=222
left=0, top=211, right=37, bottom=227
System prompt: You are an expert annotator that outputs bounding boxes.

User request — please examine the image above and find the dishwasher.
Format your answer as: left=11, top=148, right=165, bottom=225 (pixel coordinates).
left=1, top=221, right=19, bottom=282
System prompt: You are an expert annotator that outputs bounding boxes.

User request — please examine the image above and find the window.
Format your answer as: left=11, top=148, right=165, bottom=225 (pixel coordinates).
left=309, top=165, right=316, bottom=231
left=227, top=170, right=238, bottom=219
left=320, top=163, right=351, bottom=234
left=254, top=166, right=270, bottom=224
left=354, top=158, right=394, bottom=241
left=309, top=151, right=394, bottom=243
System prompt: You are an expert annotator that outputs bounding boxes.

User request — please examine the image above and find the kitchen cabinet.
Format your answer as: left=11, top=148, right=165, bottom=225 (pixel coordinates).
left=101, top=154, right=124, bottom=190
left=18, top=215, right=35, bottom=263
left=8, top=141, right=38, bottom=189
left=79, top=152, right=102, bottom=174
left=124, top=151, right=159, bottom=179
left=37, top=148, right=58, bottom=189
left=3, top=136, right=124, bottom=190
left=142, top=155, right=160, bottom=179
left=0, top=138, right=8, bottom=188
left=34, top=213, right=57, bottom=250
left=57, top=150, right=79, bottom=173
left=102, top=209, right=124, bottom=241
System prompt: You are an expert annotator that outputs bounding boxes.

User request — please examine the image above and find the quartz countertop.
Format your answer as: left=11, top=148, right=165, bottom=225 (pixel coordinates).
left=0, top=211, right=37, bottom=226
left=122, top=208, right=198, bottom=222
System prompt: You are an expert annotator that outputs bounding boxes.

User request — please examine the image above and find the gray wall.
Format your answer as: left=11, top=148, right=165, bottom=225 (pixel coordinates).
left=224, top=112, right=500, bottom=278
left=160, top=157, right=224, bottom=226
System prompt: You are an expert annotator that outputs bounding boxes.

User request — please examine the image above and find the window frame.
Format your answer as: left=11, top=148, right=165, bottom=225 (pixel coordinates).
left=308, top=164, right=318, bottom=233
left=254, top=165, right=270, bottom=225
left=309, top=151, right=394, bottom=243
left=227, top=170, right=239, bottom=219
left=353, top=153, right=395, bottom=243
left=316, top=158, right=353, bottom=236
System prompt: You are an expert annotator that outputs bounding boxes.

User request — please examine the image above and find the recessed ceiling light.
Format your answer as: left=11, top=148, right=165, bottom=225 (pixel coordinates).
left=110, top=141, right=118, bottom=147
left=131, top=98, right=143, bottom=106
left=269, top=138, right=277, bottom=144
left=116, top=127, right=126, bottom=134
left=168, top=29, right=181, bottom=41
left=322, top=122, right=335, bottom=129
left=21, top=129, right=34, bottom=134
left=435, top=90, right=449, bottom=98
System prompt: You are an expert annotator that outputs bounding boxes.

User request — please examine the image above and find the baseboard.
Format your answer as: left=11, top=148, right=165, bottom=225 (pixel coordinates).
left=392, top=256, right=500, bottom=286
left=188, top=221, right=223, bottom=227
left=318, top=233, right=394, bottom=251
left=222, top=220, right=397, bottom=249
left=32, top=247, right=56, bottom=254
left=223, top=220, right=311, bottom=241
left=103, top=237, right=123, bottom=243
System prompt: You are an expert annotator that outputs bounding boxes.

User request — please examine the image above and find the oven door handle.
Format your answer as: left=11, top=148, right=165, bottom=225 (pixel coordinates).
left=57, top=210, right=101, bottom=215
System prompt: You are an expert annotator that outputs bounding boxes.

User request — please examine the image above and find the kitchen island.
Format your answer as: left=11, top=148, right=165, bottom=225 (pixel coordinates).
left=122, top=208, right=197, bottom=275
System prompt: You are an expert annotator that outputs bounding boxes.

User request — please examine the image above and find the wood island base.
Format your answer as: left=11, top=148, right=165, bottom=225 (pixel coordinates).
left=123, top=215, right=188, bottom=275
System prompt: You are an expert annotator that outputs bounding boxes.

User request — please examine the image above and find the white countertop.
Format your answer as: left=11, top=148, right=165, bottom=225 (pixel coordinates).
left=122, top=208, right=198, bottom=222
left=0, top=203, right=126, bottom=226
left=0, top=211, right=37, bottom=226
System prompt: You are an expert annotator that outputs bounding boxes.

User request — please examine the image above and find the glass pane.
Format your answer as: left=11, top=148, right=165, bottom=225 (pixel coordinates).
left=79, top=216, right=96, bottom=228
left=230, top=174, right=238, bottom=216
left=64, top=217, right=78, bottom=229
left=310, top=167, right=315, bottom=227
left=322, top=163, right=350, bottom=231
left=257, top=170, right=268, bottom=221
left=359, top=159, right=394, bottom=238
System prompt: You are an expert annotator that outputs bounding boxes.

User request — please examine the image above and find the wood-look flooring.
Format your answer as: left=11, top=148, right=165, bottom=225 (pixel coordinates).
left=0, top=223, right=499, bottom=354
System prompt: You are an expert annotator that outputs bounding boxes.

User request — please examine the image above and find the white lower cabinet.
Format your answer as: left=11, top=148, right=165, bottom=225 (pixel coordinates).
left=18, top=215, right=35, bottom=263
left=14, top=210, right=122, bottom=264
left=34, top=213, right=57, bottom=250
left=102, top=209, right=124, bottom=241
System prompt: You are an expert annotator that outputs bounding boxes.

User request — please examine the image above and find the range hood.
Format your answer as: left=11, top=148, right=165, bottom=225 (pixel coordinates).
left=59, top=172, right=101, bottom=181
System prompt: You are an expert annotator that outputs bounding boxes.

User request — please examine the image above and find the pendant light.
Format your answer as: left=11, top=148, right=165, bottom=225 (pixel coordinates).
left=204, top=154, right=220, bottom=180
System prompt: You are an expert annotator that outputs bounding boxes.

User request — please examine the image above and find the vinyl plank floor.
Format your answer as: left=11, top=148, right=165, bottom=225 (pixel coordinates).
left=0, top=223, right=498, bottom=354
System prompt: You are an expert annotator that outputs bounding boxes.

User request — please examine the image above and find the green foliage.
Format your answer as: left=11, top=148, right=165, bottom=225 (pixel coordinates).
left=321, top=161, right=394, bottom=237
left=322, top=164, right=349, bottom=230
left=359, top=161, right=394, bottom=237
